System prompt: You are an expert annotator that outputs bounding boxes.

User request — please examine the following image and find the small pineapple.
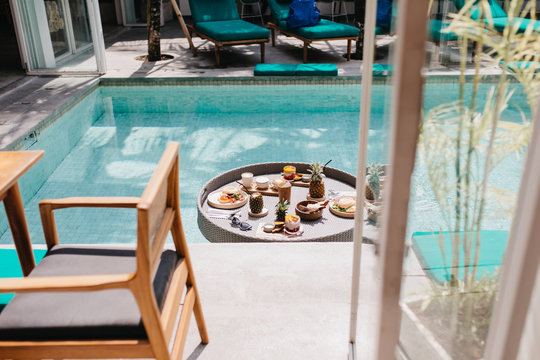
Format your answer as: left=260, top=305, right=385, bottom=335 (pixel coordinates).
left=249, top=193, right=264, bottom=214
left=308, top=161, right=325, bottom=199
left=275, top=200, right=289, bottom=222
left=365, top=163, right=383, bottom=201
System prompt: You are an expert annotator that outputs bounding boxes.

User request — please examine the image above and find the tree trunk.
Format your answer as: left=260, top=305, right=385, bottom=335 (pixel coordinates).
left=353, top=0, right=366, bottom=58
left=147, top=0, right=161, bottom=61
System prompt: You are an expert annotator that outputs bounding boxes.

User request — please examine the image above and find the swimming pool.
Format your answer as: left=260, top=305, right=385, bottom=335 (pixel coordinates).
left=0, top=77, right=530, bottom=244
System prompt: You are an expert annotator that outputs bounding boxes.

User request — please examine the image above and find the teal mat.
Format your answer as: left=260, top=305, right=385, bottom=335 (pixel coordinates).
left=411, top=230, right=508, bottom=284
left=0, top=249, right=47, bottom=308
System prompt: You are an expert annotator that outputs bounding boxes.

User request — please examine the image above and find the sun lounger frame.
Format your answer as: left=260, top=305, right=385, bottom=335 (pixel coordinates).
left=187, top=24, right=269, bottom=66
left=267, top=22, right=358, bottom=63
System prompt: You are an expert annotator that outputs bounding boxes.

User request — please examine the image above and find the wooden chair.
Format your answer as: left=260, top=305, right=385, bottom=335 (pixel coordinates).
left=0, top=142, right=208, bottom=360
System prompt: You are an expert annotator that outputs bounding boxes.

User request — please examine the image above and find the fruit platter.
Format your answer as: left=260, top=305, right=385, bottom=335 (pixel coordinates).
left=207, top=186, right=248, bottom=209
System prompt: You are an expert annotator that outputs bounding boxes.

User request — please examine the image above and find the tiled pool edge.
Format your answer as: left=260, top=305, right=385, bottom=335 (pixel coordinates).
left=1, top=79, right=101, bottom=151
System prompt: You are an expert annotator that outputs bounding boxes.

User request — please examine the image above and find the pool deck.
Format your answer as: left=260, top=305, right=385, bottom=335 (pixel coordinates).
left=0, top=21, right=482, bottom=359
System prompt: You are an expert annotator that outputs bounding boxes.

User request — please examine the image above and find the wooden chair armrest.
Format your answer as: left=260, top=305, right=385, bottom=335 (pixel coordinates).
left=39, top=197, right=140, bottom=210
left=38, top=197, right=139, bottom=249
left=0, top=273, right=134, bottom=294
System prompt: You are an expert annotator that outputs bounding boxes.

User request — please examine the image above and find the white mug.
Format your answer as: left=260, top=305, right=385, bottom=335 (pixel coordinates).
left=241, top=172, right=254, bottom=187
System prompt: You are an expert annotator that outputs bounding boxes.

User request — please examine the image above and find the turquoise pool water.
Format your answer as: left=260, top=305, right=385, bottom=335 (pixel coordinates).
left=0, top=78, right=530, bottom=245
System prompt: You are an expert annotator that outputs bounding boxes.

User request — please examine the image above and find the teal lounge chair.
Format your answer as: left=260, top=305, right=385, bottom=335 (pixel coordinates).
left=454, top=0, right=540, bottom=34
left=266, top=0, right=359, bottom=62
left=187, top=0, right=270, bottom=66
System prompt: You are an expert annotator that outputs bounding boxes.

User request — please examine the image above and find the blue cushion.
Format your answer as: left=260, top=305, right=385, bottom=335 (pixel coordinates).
left=189, top=0, right=240, bottom=23
left=277, top=18, right=358, bottom=39
left=195, top=20, right=270, bottom=41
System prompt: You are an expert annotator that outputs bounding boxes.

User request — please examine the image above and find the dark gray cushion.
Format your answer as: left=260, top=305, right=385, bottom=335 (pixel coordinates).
left=0, top=245, right=179, bottom=340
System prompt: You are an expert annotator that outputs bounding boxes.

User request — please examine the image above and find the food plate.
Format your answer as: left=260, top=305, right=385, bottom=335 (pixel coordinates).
left=329, top=196, right=356, bottom=218
left=207, top=189, right=248, bottom=209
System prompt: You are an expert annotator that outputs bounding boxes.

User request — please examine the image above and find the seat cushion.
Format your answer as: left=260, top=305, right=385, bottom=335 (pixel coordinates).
left=489, top=17, right=540, bottom=33
left=453, top=0, right=507, bottom=20
left=254, top=63, right=338, bottom=76
left=0, top=245, right=179, bottom=340
left=254, top=63, right=297, bottom=75
left=195, top=20, right=270, bottom=42
left=429, top=19, right=459, bottom=41
left=502, top=61, right=540, bottom=73
left=277, top=18, right=358, bottom=39
left=189, top=0, right=240, bottom=23
left=295, top=63, right=338, bottom=76
left=267, top=0, right=291, bottom=22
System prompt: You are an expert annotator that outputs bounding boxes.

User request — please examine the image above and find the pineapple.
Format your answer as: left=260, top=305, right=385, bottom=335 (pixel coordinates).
left=308, top=161, right=325, bottom=199
left=249, top=193, right=264, bottom=214
left=275, top=200, right=289, bottom=222
left=366, top=163, right=383, bottom=201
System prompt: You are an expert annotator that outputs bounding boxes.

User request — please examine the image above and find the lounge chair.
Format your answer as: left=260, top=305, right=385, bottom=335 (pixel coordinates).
left=267, top=0, right=359, bottom=62
left=187, top=0, right=270, bottom=66
left=454, top=0, right=540, bottom=33
left=0, top=142, right=208, bottom=360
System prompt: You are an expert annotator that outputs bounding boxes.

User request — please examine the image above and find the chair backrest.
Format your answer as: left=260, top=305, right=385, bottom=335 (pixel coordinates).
left=267, top=0, right=292, bottom=22
left=188, top=0, right=240, bottom=23
left=137, top=142, right=180, bottom=274
left=452, top=0, right=507, bottom=20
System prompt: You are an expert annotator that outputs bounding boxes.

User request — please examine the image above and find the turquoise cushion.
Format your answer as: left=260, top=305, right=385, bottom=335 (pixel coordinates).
left=502, top=61, right=540, bottom=73
left=277, top=18, right=358, bottom=39
left=0, top=249, right=47, bottom=310
left=429, top=19, right=459, bottom=41
left=375, top=26, right=389, bottom=36
left=195, top=20, right=270, bottom=41
left=453, top=0, right=507, bottom=20
left=267, top=0, right=290, bottom=22
left=295, top=63, right=338, bottom=75
left=412, top=230, right=507, bottom=284
left=372, top=63, right=392, bottom=76
left=254, top=63, right=338, bottom=76
left=490, top=17, right=540, bottom=33
left=189, top=0, right=240, bottom=23
left=254, top=64, right=297, bottom=75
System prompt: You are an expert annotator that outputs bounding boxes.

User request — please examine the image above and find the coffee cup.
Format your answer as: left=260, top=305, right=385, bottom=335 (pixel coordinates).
left=255, top=176, right=269, bottom=189
left=241, top=172, right=254, bottom=188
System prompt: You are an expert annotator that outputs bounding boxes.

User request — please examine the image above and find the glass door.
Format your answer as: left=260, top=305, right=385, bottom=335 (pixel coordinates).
left=11, top=0, right=106, bottom=73
left=121, top=0, right=147, bottom=26
left=44, top=0, right=92, bottom=60
left=67, top=0, right=92, bottom=51
left=44, top=0, right=69, bottom=57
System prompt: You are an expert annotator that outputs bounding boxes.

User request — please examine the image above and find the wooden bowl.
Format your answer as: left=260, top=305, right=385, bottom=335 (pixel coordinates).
left=295, top=200, right=323, bottom=221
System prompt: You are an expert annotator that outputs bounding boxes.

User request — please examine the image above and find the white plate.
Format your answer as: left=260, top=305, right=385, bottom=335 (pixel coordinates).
left=329, top=196, right=356, bottom=218
left=207, top=189, right=248, bottom=209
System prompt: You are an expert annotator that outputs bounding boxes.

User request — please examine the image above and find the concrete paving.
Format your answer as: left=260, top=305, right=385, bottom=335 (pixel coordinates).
left=183, top=242, right=429, bottom=360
